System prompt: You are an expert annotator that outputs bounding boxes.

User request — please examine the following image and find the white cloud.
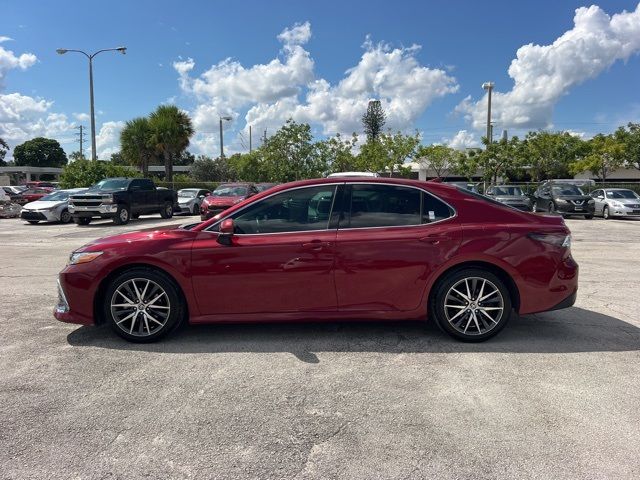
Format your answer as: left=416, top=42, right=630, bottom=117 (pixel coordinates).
left=174, top=23, right=457, bottom=156
left=457, top=4, right=640, bottom=132
left=0, top=39, right=37, bottom=88
left=0, top=36, right=13, bottom=43
left=95, top=121, right=125, bottom=159
left=73, top=112, right=90, bottom=122
left=445, top=130, right=480, bottom=150
left=277, top=21, right=312, bottom=47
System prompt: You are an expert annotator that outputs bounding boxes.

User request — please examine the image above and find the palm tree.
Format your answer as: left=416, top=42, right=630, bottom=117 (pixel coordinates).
left=120, top=117, right=154, bottom=177
left=148, top=105, right=194, bottom=182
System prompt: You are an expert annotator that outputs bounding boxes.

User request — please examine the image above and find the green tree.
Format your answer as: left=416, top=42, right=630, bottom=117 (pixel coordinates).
left=357, top=131, right=420, bottom=176
left=570, top=134, right=625, bottom=182
left=615, top=123, right=640, bottom=171
left=475, top=136, right=523, bottom=185
left=319, top=133, right=359, bottom=173
left=148, top=105, right=194, bottom=182
left=109, top=151, right=128, bottom=165
left=362, top=100, right=386, bottom=142
left=261, top=119, right=326, bottom=181
left=524, top=131, right=586, bottom=181
left=69, top=151, right=87, bottom=162
left=416, top=144, right=456, bottom=178
left=174, top=150, right=195, bottom=166
left=0, top=138, right=9, bottom=166
left=59, top=158, right=140, bottom=188
left=13, top=137, right=67, bottom=167
left=120, top=117, right=154, bottom=176
left=450, top=149, right=480, bottom=181
left=190, top=155, right=238, bottom=182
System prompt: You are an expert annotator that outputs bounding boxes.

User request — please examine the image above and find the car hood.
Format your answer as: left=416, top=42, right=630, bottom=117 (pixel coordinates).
left=494, top=195, right=530, bottom=202
left=554, top=195, right=592, bottom=201
left=204, top=195, right=245, bottom=206
left=77, top=225, right=194, bottom=252
left=609, top=198, right=640, bottom=205
left=23, top=200, right=65, bottom=210
left=178, top=197, right=196, bottom=203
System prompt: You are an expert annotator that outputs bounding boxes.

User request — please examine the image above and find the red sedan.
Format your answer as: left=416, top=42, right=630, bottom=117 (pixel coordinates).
left=55, top=178, right=578, bottom=343
left=200, top=182, right=258, bottom=220
left=16, top=187, right=54, bottom=205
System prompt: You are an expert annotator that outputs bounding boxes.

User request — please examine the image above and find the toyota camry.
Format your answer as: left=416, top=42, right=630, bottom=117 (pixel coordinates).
left=55, top=177, right=578, bottom=343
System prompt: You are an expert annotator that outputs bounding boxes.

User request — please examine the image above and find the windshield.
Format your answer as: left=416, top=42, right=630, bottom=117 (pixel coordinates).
left=606, top=190, right=638, bottom=199
left=213, top=185, right=248, bottom=197
left=40, top=191, right=70, bottom=202
left=178, top=190, right=198, bottom=198
left=493, top=186, right=523, bottom=196
left=88, top=179, right=130, bottom=192
left=552, top=185, right=583, bottom=196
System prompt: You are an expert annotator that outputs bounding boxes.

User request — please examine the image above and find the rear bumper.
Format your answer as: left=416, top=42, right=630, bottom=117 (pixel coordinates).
left=546, top=290, right=577, bottom=312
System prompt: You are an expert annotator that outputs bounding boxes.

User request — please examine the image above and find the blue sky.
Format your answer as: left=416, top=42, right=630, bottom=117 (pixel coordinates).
left=2, top=0, right=640, bottom=159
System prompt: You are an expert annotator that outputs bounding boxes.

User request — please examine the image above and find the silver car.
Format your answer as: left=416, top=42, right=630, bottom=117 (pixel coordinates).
left=590, top=188, right=640, bottom=219
left=20, top=188, right=87, bottom=224
left=485, top=185, right=532, bottom=211
left=177, top=188, right=211, bottom=215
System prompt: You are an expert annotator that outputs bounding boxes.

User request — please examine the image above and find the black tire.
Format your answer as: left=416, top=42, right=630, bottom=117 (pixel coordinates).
left=73, top=217, right=92, bottom=225
left=548, top=202, right=555, bottom=214
left=102, top=268, right=184, bottom=343
left=603, top=206, right=610, bottom=220
left=160, top=202, right=174, bottom=219
left=59, top=209, right=72, bottom=223
left=584, top=214, right=593, bottom=219
left=431, top=268, right=512, bottom=342
left=27, top=220, right=39, bottom=224
left=113, top=204, right=130, bottom=225
left=132, top=213, right=140, bottom=219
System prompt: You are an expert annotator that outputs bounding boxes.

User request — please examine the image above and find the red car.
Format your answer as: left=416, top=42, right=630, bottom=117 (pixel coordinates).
left=16, top=187, right=54, bottom=205
left=55, top=178, right=578, bottom=343
left=200, top=183, right=258, bottom=220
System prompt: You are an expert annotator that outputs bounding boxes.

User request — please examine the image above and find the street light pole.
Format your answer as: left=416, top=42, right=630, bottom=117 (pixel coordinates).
left=219, top=116, right=232, bottom=158
left=482, top=82, right=494, bottom=145
left=56, top=47, right=127, bottom=160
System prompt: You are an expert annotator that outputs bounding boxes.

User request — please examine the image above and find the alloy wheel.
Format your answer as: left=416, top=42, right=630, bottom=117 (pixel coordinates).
left=603, top=206, right=609, bottom=219
left=443, top=277, right=504, bottom=336
left=120, top=208, right=129, bottom=222
left=110, top=278, right=171, bottom=337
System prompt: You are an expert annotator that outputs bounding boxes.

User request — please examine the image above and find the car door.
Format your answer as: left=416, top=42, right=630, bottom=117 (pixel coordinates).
left=590, top=189, right=604, bottom=215
left=127, top=180, right=147, bottom=214
left=334, top=183, right=461, bottom=312
left=190, top=184, right=341, bottom=315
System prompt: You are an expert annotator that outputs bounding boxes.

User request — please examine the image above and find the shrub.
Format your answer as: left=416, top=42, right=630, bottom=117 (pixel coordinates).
left=59, top=159, right=141, bottom=188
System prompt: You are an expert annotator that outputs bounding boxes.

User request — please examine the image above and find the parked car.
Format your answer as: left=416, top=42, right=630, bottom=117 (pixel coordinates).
left=177, top=188, right=210, bottom=215
left=255, top=182, right=279, bottom=193
left=68, top=178, right=178, bottom=226
left=444, top=181, right=479, bottom=193
left=20, top=188, right=87, bottom=224
left=485, top=185, right=532, bottom=211
left=532, top=181, right=595, bottom=218
left=55, top=177, right=578, bottom=343
left=15, top=187, right=54, bottom=205
left=590, top=188, right=640, bottom=219
left=25, top=181, right=57, bottom=189
left=2, top=185, right=27, bottom=202
left=200, top=183, right=258, bottom=220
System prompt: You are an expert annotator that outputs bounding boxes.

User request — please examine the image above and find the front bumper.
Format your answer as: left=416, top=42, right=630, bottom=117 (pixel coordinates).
left=21, top=209, right=59, bottom=222
left=556, top=202, right=595, bottom=215
left=69, top=203, right=118, bottom=217
left=608, top=206, right=640, bottom=217
left=53, top=272, right=96, bottom=325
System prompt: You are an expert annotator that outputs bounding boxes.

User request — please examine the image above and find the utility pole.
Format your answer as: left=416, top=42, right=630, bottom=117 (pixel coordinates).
left=249, top=125, right=252, bottom=153
left=482, top=82, right=494, bottom=145
left=75, top=125, right=87, bottom=158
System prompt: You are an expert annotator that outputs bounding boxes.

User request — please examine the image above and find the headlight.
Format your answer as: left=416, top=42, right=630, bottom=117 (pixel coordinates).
left=556, top=199, right=570, bottom=204
left=68, top=251, right=104, bottom=265
left=587, top=199, right=595, bottom=204
left=611, top=201, right=623, bottom=208
left=102, top=194, right=114, bottom=204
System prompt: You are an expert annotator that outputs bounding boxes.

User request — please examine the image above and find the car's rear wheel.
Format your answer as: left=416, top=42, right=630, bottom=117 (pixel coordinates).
left=60, top=209, right=72, bottom=223
left=113, top=205, right=130, bottom=225
left=103, top=268, right=184, bottom=342
left=603, top=206, right=610, bottom=219
left=160, top=202, right=173, bottom=219
left=73, top=217, right=92, bottom=225
left=431, top=268, right=512, bottom=342
left=584, top=214, right=593, bottom=219
left=532, top=202, right=537, bottom=213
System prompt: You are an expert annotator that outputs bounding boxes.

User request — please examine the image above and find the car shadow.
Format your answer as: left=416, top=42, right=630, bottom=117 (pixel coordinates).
left=76, top=217, right=182, bottom=228
left=66, top=307, right=639, bottom=362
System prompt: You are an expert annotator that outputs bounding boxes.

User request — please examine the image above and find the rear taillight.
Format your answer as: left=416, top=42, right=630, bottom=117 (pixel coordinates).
left=528, top=233, right=571, bottom=248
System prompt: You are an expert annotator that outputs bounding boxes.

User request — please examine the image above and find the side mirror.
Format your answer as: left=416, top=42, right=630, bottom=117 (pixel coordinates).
left=198, top=195, right=205, bottom=199
left=205, top=192, right=211, bottom=196
left=217, top=218, right=234, bottom=245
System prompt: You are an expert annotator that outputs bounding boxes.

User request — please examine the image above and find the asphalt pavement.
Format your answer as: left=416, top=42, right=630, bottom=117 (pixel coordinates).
left=0, top=214, right=638, bottom=479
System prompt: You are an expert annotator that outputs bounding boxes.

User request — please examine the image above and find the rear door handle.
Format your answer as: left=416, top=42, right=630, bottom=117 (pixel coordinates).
left=419, top=234, right=450, bottom=244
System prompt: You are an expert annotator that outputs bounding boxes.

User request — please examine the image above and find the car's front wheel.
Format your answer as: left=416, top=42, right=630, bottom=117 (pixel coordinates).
left=60, top=209, right=72, bottom=223
left=431, top=268, right=512, bottom=342
left=102, top=268, right=184, bottom=342
left=113, top=205, right=130, bottom=225
left=603, top=206, right=610, bottom=219
left=160, top=202, right=174, bottom=219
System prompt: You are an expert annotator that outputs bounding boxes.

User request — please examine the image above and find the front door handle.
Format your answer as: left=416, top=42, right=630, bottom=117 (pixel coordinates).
left=302, top=240, right=331, bottom=251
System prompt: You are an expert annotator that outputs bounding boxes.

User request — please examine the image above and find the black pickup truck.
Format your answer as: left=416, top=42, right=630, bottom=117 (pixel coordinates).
left=68, top=178, right=178, bottom=225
